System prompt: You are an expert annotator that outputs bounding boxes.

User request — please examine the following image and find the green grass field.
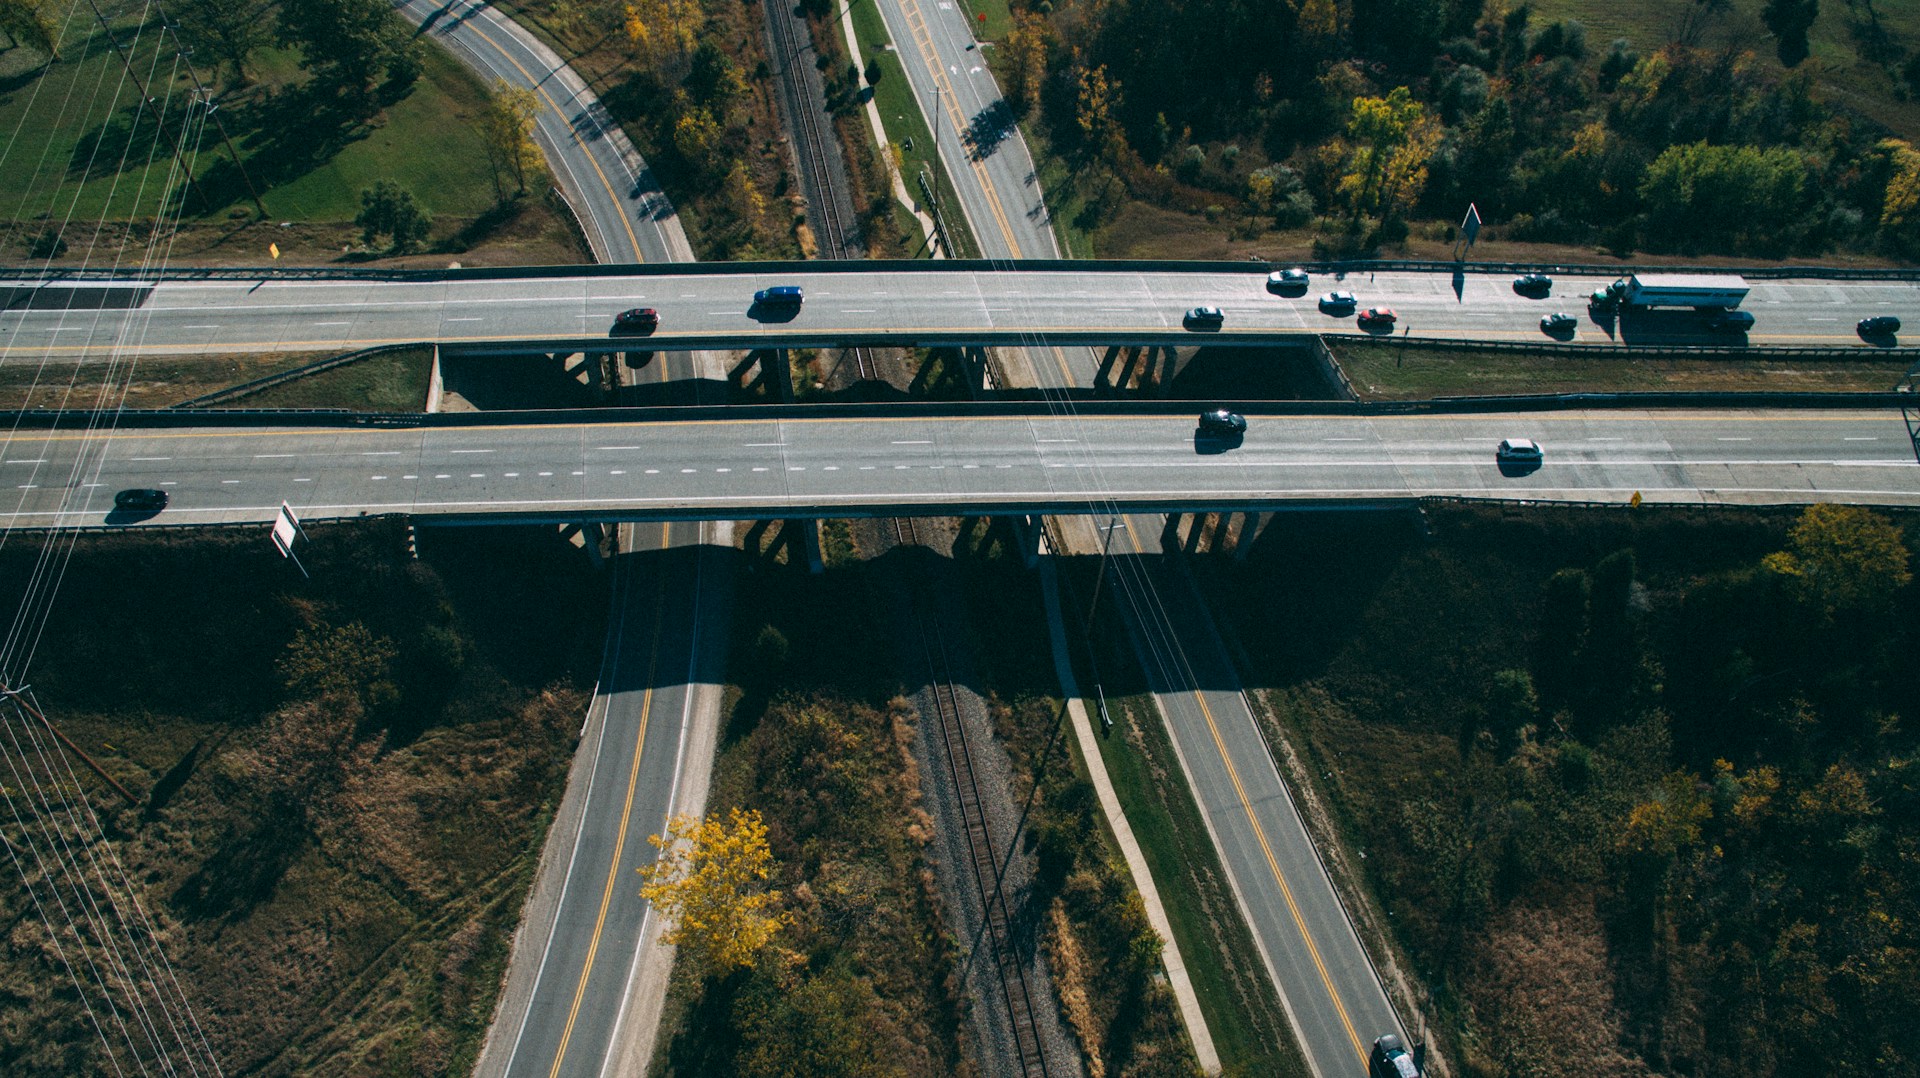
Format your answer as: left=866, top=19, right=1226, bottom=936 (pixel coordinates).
left=240, top=346, right=434, bottom=411
left=0, top=0, right=497, bottom=234
left=1331, top=340, right=1912, bottom=400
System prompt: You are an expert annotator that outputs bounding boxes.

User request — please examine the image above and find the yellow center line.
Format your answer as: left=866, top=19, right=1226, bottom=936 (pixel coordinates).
left=1121, top=525, right=1366, bottom=1062
left=896, top=0, right=1025, bottom=257
left=546, top=533, right=667, bottom=1076
left=458, top=15, right=646, bottom=263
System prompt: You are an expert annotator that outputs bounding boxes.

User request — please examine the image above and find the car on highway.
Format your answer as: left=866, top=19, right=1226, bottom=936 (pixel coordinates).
left=753, top=284, right=804, bottom=306
left=1267, top=267, right=1310, bottom=291
left=1540, top=311, right=1578, bottom=334
left=1369, top=1034, right=1418, bottom=1078
left=610, top=307, right=658, bottom=335
left=1707, top=310, right=1755, bottom=333
left=1496, top=437, right=1543, bottom=463
left=1197, top=408, right=1247, bottom=435
left=1319, top=290, right=1357, bottom=313
left=114, top=488, right=168, bottom=512
left=1513, top=272, right=1553, bottom=295
left=1859, top=314, right=1902, bottom=337
left=1358, top=306, right=1397, bottom=327
left=1184, top=305, right=1225, bottom=328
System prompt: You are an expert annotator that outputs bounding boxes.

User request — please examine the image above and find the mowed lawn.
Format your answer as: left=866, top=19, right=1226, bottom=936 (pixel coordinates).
left=0, top=0, right=497, bottom=227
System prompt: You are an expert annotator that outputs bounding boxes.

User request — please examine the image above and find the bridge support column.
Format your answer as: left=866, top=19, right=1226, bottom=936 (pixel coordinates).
left=1233, top=512, right=1263, bottom=562
left=743, top=518, right=822, bottom=572
left=963, top=345, right=994, bottom=393
left=770, top=347, right=794, bottom=402
left=1009, top=514, right=1046, bottom=569
left=793, top=517, right=824, bottom=573
left=558, top=521, right=606, bottom=567
left=1116, top=346, right=1143, bottom=392
left=1094, top=345, right=1122, bottom=391
left=1183, top=511, right=1209, bottom=555
left=1153, top=346, right=1181, bottom=397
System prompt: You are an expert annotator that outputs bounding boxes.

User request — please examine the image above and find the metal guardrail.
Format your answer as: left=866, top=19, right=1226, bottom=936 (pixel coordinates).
left=6, top=390, right=1909, bottom=431
left=1320, top=333, right=1920, bottom=362
left=4, top=256, right=1920, bottom=285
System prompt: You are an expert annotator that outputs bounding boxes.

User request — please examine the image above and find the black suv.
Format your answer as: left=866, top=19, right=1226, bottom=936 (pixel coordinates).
left=1197, top=409, right=1246, bottom=435
left=1858, top=315, right=1901, bottom=337
left=114, top=488, right=168, bottom=512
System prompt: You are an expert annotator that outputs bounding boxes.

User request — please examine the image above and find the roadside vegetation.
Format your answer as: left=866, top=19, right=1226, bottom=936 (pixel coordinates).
left=0, top=0, right=583, bottom=268
left=1200, top=502, right=1919, bottom=1076
left=0, top=522, right=607, bottom=1074
left=653, top=531, right=1198, bottom=1076
left=237, top=345, right=433, bottom=411
left=989, top=0, right=1920, bottom=263
left=1330, top=339, right=1913, bottom=399
left=0, top=349, right=331, bottom=409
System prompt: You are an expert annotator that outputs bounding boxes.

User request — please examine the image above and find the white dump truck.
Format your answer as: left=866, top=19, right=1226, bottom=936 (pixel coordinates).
left=1589, top=273, right=1750, bottom=311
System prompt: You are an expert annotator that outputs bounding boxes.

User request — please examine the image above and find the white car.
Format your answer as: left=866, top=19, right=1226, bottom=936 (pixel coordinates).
left=1267, top=268, right=1310, bottom=291
left=1496, top=438, right=1543, bottom=463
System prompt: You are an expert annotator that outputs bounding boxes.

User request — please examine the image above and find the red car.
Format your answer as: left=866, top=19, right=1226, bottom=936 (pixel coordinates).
left=611, top=307, right=659, bottom=335
left=1358, top=306, right=1397, bottom=327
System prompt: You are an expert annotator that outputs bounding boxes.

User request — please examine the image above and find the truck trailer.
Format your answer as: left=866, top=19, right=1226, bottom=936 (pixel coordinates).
left=1589, top=273, right=1750, bottom=311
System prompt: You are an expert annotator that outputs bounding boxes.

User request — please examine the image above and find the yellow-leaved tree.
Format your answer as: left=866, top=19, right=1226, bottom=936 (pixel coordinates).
left=480, top=80, right=543, bottom=200
left=1762, top=502, right=1913, bottom=616
left=638, top=807, right=788, bottom=973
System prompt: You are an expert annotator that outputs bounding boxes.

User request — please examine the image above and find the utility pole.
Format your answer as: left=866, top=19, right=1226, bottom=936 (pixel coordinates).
left=169, top=39, right=269, bottom=218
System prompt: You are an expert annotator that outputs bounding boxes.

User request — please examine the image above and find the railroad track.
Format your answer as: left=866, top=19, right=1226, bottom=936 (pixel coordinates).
left=894, top=516, right=1053, bottom=1077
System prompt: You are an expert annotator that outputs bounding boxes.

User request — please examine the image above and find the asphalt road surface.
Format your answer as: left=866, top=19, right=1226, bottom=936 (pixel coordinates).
left=4, top=408, right=1913, bottom=529
left=6, top=268, right=1914, bottom=359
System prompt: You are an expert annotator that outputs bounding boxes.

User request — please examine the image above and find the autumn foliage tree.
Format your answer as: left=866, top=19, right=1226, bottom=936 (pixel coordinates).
left=639, top=807, right=789, bottom=973
left=1763, top=502, right=1914, bottom=616
left=479, top=80, right=544, bottom=200
left=1336, top=87, right=1440, bottom=225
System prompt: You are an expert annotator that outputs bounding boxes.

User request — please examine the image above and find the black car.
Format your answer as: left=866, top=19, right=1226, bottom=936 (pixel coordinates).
left=1369, top=1034, right=1418, bottom=1078
left=1197, top=408, right=1247, bottom=435
left=611, top=307, right=659, bottom=335
left=1513, top=272, right=1553, bottom=295
left=1708, top=310, right=1755, bottom=333
left=1859, top=315, right=1901, bottom=337
left=1540, top=312, right=1578, bottom=334
left=114, top=488, right=168, bottom=512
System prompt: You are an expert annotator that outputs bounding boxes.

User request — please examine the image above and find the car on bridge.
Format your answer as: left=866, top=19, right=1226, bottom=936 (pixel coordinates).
left=611, top=307, right=659, bottom=335
left=1184, top=305, right=1225, bottom=329
left=1540, top=311, right=1578, bottom=335
left=1319, top=290, right=1357, bottom=313
left=1358, top=306, right=1397, bottom=327
left=1859, top=314, right=1901, bottom=337
left=1496, top=437, right=1543, bottom=464
left=753, top=285, right=804, bottom=306
left=1267, top=267, right=1310, bottom=292
left=113, top=488, right=168, bottom=512
left=1513, top=272, right=1553, bottom=295
left=1197, top=408, right=1246, bottom=436
left=1708, top=310, right=1755, bottom=334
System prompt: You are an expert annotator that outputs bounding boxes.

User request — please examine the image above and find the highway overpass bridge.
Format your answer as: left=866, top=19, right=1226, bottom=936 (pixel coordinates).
left=4, top=262, right=1919, bottom=358
left=0, top=405, right=1914, bottom=532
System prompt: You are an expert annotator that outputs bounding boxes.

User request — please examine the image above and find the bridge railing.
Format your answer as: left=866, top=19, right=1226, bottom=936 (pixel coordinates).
left=5, top=256, right=1920, bottom=285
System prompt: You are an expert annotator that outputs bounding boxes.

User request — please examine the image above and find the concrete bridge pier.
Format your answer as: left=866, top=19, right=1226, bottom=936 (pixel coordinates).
left=558, top=521, right=607, bottom=566
left=963, top=345, right=994, bottom=393
left=1233, top=512, right=1264, bottom=561
left=742, top=517, right=823, bottom=573
left=1010, top=514, right=1047, bottom=568
left=1094, top=345, right=1123, bottom=391
left=730, top=349, right=794, bottom=400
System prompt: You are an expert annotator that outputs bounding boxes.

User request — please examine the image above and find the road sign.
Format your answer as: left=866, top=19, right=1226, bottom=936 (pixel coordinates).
left=1461, top=203, right=1482, bottom=246
left=271, top=502, right=309, bottom=576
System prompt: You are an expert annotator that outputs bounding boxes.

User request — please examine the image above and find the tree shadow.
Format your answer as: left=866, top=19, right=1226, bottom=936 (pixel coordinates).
left=170, top=806, right=307, bottom=922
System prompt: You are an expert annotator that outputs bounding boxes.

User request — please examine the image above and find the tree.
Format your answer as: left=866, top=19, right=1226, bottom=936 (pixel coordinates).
left=1002, top=12, right=1049, bottom=118
left=170, top=0, right=270, bottom=85
left=1877, top=138, right=1920, bottom=250
left=277, top=0, right=419, bottom=107
left=623, top=0, right=700, bottom=68
left=1638, top=141, right=1808, bottom=252
left=1762, top=503, right=1912, bottom=616
left=1762, top=0, right=1819, bottom=67
left=0, top=0, right=58, bottom=57
left=638, top=807, right=788, bottom=973
left=1336, top=87, right=1440, bottom=224
left=479, top=80, right=543, bottom=200
left=1074, top=63, right=1130, bottom=168
left=355, top=181, right=432, bottom=252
